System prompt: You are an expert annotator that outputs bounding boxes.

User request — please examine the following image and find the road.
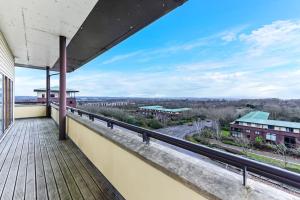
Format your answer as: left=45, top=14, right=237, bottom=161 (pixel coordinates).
left=156, top=120, right=212, bottom=139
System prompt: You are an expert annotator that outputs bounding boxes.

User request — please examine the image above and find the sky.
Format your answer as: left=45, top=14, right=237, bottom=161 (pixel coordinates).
left=15, top=0, right=300, bottom=99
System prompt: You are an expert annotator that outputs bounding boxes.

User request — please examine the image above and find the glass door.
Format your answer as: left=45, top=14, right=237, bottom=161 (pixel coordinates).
left=0, top=75, right=3, bottom=135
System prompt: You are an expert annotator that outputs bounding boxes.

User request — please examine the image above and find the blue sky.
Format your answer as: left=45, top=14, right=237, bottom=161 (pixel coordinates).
left=16, top=0, right=300, bottom=98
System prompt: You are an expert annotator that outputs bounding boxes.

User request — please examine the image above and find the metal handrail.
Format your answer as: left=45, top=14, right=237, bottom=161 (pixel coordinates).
left=51, top=102, right=300, bottom=189
left=15, top=101, right=45, bottom=105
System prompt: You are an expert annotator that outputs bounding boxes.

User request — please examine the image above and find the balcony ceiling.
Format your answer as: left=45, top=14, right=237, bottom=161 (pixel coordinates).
left=0, top=0, right=98, bottom=70
left=0, top=0, right=186, bottom=72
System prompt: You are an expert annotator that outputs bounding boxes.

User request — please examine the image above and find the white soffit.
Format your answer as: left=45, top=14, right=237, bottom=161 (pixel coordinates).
left=0, top=0, right=98, bottom=69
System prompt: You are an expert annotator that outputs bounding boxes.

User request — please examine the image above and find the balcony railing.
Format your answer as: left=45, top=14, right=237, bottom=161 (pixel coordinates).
left=50, top=102, right=300, bottom=190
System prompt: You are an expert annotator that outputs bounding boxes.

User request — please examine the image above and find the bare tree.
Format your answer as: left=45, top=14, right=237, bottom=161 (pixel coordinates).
left=194, top=118, right=204, bottom=136
left=275, top=144, right=288, bottom=168
left=235, top=136, right=250, bottom=154
left=212, top=120, right=221, bottom=140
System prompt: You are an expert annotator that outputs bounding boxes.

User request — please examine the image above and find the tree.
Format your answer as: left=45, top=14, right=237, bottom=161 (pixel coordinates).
left=211, top=120, right=221, bottom=140
left=195, top=119, right=204, bottom=137
left=275, top=144, right=288, bottom=168
left=235, top=136, right=250, bottom=154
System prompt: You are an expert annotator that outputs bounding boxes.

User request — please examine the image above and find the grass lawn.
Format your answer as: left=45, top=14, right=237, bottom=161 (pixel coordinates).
left=185, top=135, right=199, bottom=143
left=185, top=135, right=300, bottom=174
left=246, top=152, right=300, bottom=174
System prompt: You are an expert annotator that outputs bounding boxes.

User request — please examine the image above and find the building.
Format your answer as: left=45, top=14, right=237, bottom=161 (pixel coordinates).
left=0, top=1, right=299, bottom=199
left=138, top=105, right=190, bottom=121
left=34, top=86, right=79, bottom=107
left=230, top=111, right=300, bottom=148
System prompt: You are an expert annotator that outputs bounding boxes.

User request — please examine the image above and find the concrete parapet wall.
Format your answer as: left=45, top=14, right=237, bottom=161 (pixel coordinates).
left=15, top=104, right=46, bottom=119
left=50, top=105, right=299, bottom=200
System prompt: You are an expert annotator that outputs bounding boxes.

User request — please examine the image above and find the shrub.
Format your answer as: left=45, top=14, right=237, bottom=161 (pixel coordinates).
left=147, top=119, right=163, bottom=129
left=201, top=128, right=214, bottom=138
left=254, top=136, right=263, bottom=145
left=192, top=135, right=210, bottom=145
left=287, top=148, right=300, bottom=158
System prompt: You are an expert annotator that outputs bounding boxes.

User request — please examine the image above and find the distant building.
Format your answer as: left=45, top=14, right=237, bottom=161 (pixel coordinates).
left=34, top=86, right=79, bottom=107
left=230, top=111, right=300, bottom=148
left=138, top=105, right=190, bottom=121
left=79, top=101, right=129, bottom=107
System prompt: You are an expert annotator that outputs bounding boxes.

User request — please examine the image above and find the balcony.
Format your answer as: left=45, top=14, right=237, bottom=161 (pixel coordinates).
left=1, top=1, right=300, bottom=199
left=8, top=103, right=299, bottom=200
left=1, top=112, right=123, bottom=199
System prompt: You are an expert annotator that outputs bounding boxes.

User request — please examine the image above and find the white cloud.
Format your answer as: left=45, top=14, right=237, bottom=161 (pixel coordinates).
left=239, top=20, right=300, bottom=56
left=101, top=51, right=143, bottom=65
left=15, top=20, right=300, bottom=99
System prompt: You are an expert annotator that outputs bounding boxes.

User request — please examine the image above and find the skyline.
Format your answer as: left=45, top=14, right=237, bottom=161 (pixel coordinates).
left=15, top=0, right=300, bottom=99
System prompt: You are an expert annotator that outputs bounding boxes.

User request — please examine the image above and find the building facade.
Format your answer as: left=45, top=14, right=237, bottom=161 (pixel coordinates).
left=138, top=105, right=190, bottom=121
left=230, top=111, right=300, bottom=148
left=34, top=87, right=79, bottom=107
left=0, top=32, right=14, bottom=138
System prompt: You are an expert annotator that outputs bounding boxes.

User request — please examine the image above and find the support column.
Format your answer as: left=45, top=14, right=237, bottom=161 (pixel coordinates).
left=59, top=36, right=67, bottom=140
left=46, top=66, right=50, bottom=117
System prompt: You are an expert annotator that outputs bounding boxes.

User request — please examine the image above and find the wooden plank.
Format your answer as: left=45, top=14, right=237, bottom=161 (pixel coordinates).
left=0, top=122, right=21, bottom=174
left=0, top=120, right=24, bottom=197
left=0, top=122, right=15, bottom=158
left=41, top=119, right=85, bottom=200
left=66, top=140, right=124, bottom=200
left=38, top=119, right=60, bottom=200
left=1, top=119, right=28, bottom=199
left=13, top=120, right=31, bottom=200
left=59, top=141, right=105, bottom=200
left=51, top=133, right=95, bottom=199
left=52, top=144, right=84, bottom=200
left=34, top=119, right=48, bottom=200
left=47, top=146, right=72, bottom=200
left=25, top=120, right=37, bottom=200
left=39, top=119, right=72, bottom=200
left=0, top=118, right=124, bottom=200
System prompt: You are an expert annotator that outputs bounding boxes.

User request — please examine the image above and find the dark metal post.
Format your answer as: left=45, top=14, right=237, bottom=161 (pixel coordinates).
left=243, top=166, right=247, bottom=186
left=59, top=36, right=67, bottom=140
left=143, top=133, right=150, bottom=144
left=46, top=66, right=50, bottom=117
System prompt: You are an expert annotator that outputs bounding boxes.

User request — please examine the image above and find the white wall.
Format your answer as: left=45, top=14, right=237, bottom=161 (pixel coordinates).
left=0, top=31, right=14, bottom=80
left=0, top=31, right=15, bottom=122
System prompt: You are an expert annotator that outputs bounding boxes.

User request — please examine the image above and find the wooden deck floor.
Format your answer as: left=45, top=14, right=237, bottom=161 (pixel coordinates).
left=0, top=118, right=124, bottom=200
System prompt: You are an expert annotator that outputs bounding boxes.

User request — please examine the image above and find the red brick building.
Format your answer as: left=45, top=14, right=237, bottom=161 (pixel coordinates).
left=34, top=86, right=79, bottom=107
left=230, top=111, right=300, bottom=148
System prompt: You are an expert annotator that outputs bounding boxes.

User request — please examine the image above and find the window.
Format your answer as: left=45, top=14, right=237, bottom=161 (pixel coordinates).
left=246, top=129, right=250, bottom=133
left=268, top=125, right=274, bottom=130
left=284, top=137, right=296, bottom=148
left=2, top=76, right=13, bottom=132
left=286, top=128, right=294, bottom=133
left=255, top=131, right=260, bottom=135
left=232, top=132, right=241, bottom=137
left=50, top=94, right=55, bottom=98
left=266, top=133, right=276, bottom=142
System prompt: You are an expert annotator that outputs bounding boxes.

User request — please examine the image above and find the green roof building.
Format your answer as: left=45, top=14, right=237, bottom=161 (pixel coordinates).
left=231, top=111, right=300, bottom=148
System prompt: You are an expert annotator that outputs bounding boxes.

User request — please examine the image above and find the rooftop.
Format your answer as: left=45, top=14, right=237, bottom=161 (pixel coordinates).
left=236, top=111, right=300, bottom=129
left=139, top=105, right=191, bottom=113
left=34, top=86, right=79, bottom=93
